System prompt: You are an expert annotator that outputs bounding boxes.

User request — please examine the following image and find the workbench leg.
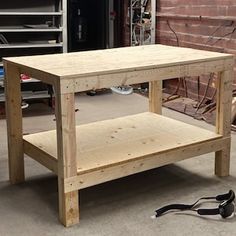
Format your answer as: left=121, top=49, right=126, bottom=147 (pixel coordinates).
left=55, top=91, right=79, bottom=226
left=215, top=145, right=231, bottom=177
left=58, top=178, right=79, bottom=227
left=215, top=70, right=233, bottom=177
left=149, top=81, right=162, bottom=114
left=4, top=62, right=25, bottom=184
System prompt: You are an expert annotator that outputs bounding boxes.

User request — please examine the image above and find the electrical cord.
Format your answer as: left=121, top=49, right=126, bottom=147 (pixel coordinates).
left=166, top=20, right=179, bottom=46
left=210, top=27, right=236, bottom=46
left=204, top=21, right=232, bottom=45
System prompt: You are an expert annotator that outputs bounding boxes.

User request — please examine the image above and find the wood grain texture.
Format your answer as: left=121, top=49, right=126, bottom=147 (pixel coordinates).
left=64, top=137, right=230, bottom=192
left=215, top=142, right=231, bottom=177
left=55, top=91, right=77, bottom=178
left=4, top=62, right=25, bottom=184
left=54, top=88, right=79, bottom=226
left=23, top=140, right=58, bottom=174
left=5, top=44, right=234, bottom=226
left=149, top=81, right=162, bottom=114
left=215, top=70, right=233, bottom=136
left=23, top=112, right=222, bottom=174
left=58, top=177, right=79, bottom=227
left=57, top=58, right=233, bottom=94
left=3, top=45, right=234, bottom=94
left=3, top=45, right=233, bottom=78
left=215, top=70, right=233, bottom=176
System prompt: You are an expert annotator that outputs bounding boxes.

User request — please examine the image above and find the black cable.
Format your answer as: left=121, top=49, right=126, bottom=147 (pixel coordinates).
left=204, top=20, right=236, bottom=47
left=166, top=20, right=179, bottom=46
left=210, top=27, right=236, bottom=46
left=155, top=196, right=216, bottom=217
left=205, top=24, right=225, bottom=45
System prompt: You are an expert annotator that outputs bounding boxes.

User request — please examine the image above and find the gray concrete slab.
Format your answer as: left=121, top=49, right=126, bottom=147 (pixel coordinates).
left=0, top=93, right=235, bottom=236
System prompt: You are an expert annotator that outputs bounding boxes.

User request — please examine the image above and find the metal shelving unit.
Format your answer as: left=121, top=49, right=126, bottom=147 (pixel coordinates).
left=0, top=28, right=63, bottom=33
left=0, top=1, right=67, bottom=57
left=0, top=12, right=63, bottom=16
left=130, top=0, right=156, bottom=46
left=0, top=0, right=67, bottom=58
left=0, top=0, right=67, bottom=101
left=0, top=90, right=51, bottom=102
left=0, top=43, right=63, bottom=49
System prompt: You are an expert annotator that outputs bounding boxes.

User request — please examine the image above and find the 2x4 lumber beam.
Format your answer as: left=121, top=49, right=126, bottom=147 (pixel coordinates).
left=4, top=62, right=25, bottom=184
left=215, top=70, right=233, bottom=177
left=149, top=81, right=162, bottom=114
left=59, top=58, right=234, bottom=94
left=55, top=87, right=79, bottom=226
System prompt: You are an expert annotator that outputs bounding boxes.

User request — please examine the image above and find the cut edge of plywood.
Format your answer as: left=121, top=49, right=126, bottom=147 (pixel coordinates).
left=23, top=112, right=222, bottom=175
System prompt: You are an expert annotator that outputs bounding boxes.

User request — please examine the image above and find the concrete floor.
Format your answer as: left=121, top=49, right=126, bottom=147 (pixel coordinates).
left=0, top=92, right=236, bottom=236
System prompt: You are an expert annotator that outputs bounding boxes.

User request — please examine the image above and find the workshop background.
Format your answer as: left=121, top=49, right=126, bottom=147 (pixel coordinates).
left=0, top=0, right=236, bottom=234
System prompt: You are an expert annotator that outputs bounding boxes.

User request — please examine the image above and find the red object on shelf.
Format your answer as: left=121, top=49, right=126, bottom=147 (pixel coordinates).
left=20, top=74, right=30, bottom=81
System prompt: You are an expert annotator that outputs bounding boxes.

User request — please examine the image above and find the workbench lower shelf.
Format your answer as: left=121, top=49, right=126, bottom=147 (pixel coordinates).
left=23, top=112, right=224, bottom=189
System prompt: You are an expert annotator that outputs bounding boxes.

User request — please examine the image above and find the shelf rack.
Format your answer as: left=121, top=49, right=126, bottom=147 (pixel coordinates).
left=0, top=12, right=63, bottom=16
left=0, top=43, right=63, bottom=49
left=0, top=1, right=67, bottom=52
left=0, top=0, right=67, bottom=98
left=0, top=28, right=63, bottom=33
left=130, top=0, right=156, bottom=46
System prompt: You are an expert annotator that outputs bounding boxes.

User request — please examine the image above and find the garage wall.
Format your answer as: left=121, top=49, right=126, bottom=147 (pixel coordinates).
left=156, top=0, right=236, bottom=99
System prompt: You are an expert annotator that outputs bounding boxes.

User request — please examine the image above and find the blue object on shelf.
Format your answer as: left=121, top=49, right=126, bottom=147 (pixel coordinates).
left=0, top=68, right=4, bottom=78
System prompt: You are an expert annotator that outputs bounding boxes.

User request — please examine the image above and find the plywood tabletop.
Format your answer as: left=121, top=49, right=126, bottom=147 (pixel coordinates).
left=3, top=44, right=234, bottom=79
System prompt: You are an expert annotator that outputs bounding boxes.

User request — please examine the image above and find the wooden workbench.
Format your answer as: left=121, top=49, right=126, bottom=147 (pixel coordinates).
left=4, top=45, right=234, bottom=227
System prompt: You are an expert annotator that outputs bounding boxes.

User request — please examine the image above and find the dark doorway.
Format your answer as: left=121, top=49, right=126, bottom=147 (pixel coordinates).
left=68, top=0, right=123, bottom=52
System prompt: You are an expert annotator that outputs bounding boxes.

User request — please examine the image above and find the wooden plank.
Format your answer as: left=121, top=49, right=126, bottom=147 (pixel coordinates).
left=58, top=178, right=79, bottom=227
left=23, top=140, right=58, bottom=174
left=23, top=112, right=222, bottom=174
left=54, top=87, right=79, bottom=226
left=64, top=137, right=230, bottom=192
left=2, top=60, right=58, bottom=85
left=215, top=70, right=233, bottom=177
left=3, top=45, right=234, bottom=79
left=59, top=58, right=234, bottom=94
left=55, top=91, right=77, bottom=177
left=215, top=141, right=231, bottom=177
left=215, top=70, right=233, bottom=136
left=4, top=62, right=25, bottom=184
left=149, top=81, right=162, bottom=114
